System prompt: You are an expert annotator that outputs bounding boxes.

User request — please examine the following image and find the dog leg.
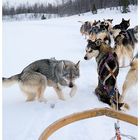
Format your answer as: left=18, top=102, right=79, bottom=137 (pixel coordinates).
left=53, top=85, right=65, bottom=100
left=26, top=93, right=36, bottom=102
left=37, top=86, right=47, bottom=103
left=20, top=88, right=36, bottom=102
left=120, top=56, right=125, bottom=67
left=120, top=70, right=135, bottom=103
left=69, top=84, right=77, bottom=97
left=38, top=97, right=47, bottom=103
left=119, top=83, right=127, bottom=103
left=122, top=55, right=125, bottom=67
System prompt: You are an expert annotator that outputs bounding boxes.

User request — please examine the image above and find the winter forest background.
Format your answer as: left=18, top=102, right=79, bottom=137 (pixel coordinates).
left=2, top=0, right=138, bottom=20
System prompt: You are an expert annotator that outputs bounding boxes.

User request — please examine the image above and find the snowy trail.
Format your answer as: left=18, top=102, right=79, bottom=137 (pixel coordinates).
left=3, top=7, right=137, bottom=140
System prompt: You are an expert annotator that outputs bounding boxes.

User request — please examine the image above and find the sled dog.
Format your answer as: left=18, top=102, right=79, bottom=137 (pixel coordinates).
left=89, top=21, right=111, bottom=45
left=79, top=21, right=92, bottom=38
left=3, top=58, right=80, bottom=102
left=114, top=26, right=138, bottom=67
left=111, top=18, right=130, bottom=39
left=84, top=39, right=125, bottom=110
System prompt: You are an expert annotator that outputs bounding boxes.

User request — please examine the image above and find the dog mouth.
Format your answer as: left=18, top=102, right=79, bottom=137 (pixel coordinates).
left=84, top=55, right=91, bottom=60
left=63, top=78, right=75, bottom=88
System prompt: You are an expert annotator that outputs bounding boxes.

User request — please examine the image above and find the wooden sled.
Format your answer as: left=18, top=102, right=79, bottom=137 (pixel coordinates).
left=39, top=107, right=138, bottom=140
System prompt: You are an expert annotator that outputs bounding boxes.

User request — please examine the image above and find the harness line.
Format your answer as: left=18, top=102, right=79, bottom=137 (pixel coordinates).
left=119, top=53, right=138, bottom=69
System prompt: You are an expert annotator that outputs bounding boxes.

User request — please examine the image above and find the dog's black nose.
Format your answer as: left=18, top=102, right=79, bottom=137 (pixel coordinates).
left=69, top=83, right=73, bottom=88
left=84, top=56, right=87, bottom=60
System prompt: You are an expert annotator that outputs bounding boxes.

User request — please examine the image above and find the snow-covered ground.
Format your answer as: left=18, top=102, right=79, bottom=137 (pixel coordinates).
left=2, top=13, right=60, bottom=21
left=2, top=7, right=138, bottom=140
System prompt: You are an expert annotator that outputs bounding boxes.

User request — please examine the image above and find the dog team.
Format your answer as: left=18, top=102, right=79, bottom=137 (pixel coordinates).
left=3, top=18, right=138, bottom=111
left=82, top=18, right=138, bottom=110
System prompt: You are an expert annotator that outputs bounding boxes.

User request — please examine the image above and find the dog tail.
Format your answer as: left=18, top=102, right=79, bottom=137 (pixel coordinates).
left=2, top=74, right=20, bottom=87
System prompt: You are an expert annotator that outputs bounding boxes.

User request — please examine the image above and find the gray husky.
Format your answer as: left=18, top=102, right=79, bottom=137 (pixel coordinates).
left=3, top=58, right=80, bottom=102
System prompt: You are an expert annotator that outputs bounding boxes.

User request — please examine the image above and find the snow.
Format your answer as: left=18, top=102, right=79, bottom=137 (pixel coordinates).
left=2, top=13, right=60, bottom=21
left=2, top=7, right=138, bottom=140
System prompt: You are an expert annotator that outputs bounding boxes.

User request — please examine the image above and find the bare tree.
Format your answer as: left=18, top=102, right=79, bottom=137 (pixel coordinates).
left=2, top=0, right=137, bottom=17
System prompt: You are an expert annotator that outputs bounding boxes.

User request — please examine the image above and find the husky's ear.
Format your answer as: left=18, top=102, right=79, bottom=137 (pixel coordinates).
left=134, top=25, right=138, bottom=32
left=128, top=19, right=130, bottom=22
left=110, top=19, right=113, bottom=23
left=122, top=18, right=124, bottom=21
left=75, top=61, right=80, bottom=68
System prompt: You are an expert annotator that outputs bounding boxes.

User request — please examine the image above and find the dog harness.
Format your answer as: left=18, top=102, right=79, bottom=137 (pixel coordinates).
left=98, top=53, right=118, bottom=85
left=96, top=52, right=119, bottom=104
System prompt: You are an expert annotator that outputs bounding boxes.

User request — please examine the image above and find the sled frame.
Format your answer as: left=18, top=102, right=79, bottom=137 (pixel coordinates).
left=39, top=107, right=137, bottom=140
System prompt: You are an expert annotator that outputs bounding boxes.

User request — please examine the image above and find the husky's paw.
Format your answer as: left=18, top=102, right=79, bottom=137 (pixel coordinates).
left=69, top=85, right=77, bottom=97
left=26, top=99, right=35, bottom=102
left=26, top=97, right=35, bottom=102
left=69, top=91, right=76, bottom=97
left=59, top=97, right=65, bottom=101
left=120, top=103, right=130, bottom=111
left=38, top=98, right=47, bottom=103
